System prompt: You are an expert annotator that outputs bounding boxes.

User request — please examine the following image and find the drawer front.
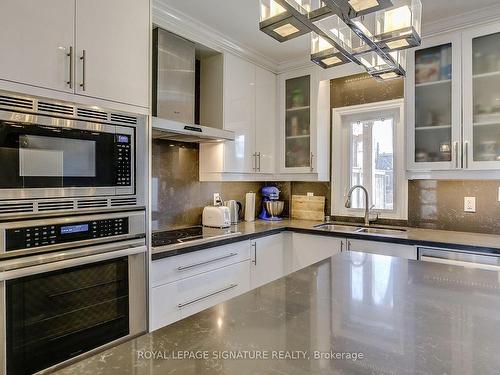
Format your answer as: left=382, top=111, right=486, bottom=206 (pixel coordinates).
left=151, top=260, right=250, bottom=331
left=151, top=240, right=251, bottom=287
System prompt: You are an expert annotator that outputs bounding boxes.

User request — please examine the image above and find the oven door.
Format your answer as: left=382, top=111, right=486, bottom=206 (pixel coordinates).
left=0, top=241, right=146, bottom=375
left=0, top=116, right=135, bottom=199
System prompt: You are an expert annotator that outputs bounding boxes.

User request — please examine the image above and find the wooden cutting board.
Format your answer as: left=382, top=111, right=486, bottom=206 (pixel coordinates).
left=291, top=195, right=325, bottom=221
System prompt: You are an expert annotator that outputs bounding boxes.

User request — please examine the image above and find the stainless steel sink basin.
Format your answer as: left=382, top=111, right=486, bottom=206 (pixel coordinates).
left=313, top=223, right=362, bottom=233
left=356, top=227, right=406, bottom=236
left=313, top=223, right=406, bottom=236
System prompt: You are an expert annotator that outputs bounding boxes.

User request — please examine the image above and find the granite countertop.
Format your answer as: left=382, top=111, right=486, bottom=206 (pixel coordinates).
left=54, top=252, right=500, bottom=374
left=152, top=219, right=500, bottom=260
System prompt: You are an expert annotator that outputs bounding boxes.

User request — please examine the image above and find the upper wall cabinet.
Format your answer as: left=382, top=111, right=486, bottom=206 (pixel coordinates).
left=462, top=23, right=500, bottom=170
left=75, top=0, right=149, bottom=107
left=199, top=53, right=277, bottom=180
left=0, top=0, right=75, bottom=94
left=278, top=67, right=330, bottom=181
left=407, top=22, right=500, bottom=174
left=0, top=0, right=149, bottom=108
left=407, top=33, right=462, bottom=171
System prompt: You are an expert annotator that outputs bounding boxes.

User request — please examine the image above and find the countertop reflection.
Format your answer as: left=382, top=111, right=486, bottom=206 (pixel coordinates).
left=55, top=252, right=500, bottom=375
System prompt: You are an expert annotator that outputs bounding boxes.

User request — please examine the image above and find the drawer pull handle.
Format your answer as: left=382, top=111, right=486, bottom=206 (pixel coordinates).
left=177, top=253, right=238, bottom=271
left=177, top=283, right=238, bottom=308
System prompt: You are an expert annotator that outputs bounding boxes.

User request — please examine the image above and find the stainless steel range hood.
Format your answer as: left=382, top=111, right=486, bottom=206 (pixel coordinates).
left=152, top=117, right=234, bottom=142
left=152, top=28, right=234, bottom=143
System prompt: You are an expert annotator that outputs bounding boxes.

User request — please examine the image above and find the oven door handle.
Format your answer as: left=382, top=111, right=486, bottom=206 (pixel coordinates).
left=0, top=241, right=146, bottom=281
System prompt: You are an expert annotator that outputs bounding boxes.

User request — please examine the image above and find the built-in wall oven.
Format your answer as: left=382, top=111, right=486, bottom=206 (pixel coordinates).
left=0, top=210, right=147, bottom=375
left=0, top=91, right=146, bottom=217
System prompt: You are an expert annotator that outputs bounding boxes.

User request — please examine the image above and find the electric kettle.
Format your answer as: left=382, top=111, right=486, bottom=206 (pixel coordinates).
left=224, top=200, right=242, bottom=224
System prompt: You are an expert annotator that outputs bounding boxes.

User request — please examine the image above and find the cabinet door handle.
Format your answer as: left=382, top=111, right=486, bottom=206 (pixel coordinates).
left=310, top=152, right=314, bottom=172
left=464, top=141, right=469, bottom=169
left=340, top=241, right=344, bottom=252
left=177, top=253, right=238, bottom=271
left=257, top=152, right=261, bottom=172
left=347, top=240, right=351, bottom=251
left=177, top=284, right=238, bottom=309
left=252, top=153, right=256, bottom=171
left=251, top=242, right=257, bottom=265
left=453, top=141, right=459, bottom=169
left=80, top=50, right=86, bottom=91
left=66, top=46, right=73, bottom=89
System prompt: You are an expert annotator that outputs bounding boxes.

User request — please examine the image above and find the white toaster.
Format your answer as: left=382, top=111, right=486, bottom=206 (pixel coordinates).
left=202, top=206, right=231, bottom=228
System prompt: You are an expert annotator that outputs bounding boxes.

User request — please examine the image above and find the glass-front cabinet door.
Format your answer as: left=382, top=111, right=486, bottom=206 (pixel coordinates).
left=407, top=33, right=462, bottom=171
left=463, top=23, right=500, bottom=170
left=285, top=74, right=312, bottom=170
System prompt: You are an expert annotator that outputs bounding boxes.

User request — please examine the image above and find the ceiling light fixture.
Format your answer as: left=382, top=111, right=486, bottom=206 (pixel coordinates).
left=259, top=0, right=310, bottom=42
left=310, top=33, right=352, bottom=68
left=259, top=0, right=422, bottom=79
left=348, top=0, right=380, bottom=12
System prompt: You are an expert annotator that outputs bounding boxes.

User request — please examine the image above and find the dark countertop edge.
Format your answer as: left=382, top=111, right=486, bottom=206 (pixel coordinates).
left=151, top=226, right=500, bottom=261
left=151, top=228, right=285, bottom=260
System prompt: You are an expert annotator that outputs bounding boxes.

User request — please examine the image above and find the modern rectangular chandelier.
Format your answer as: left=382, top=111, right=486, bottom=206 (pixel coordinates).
left=259, top=0, right=422, bottom=80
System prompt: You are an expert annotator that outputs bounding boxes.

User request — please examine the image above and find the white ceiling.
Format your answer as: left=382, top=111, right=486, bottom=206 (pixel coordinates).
left=159, top=0, right=500, bottom=64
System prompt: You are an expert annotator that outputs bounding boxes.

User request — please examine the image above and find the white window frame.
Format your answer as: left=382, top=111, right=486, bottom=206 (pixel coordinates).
left=331, top=99, right=407, bottom=220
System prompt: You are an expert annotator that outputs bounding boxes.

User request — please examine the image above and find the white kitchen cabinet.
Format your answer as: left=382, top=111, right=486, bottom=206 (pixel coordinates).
left=221, top=53, right=256, bottom=173
left=0, top=0, right=75, bottom=93
left=291, top=233, right=342, bottom=272
left=151, top=241, right=251, bottom=287
left=0, top=0, right=149, bottom=108
left=406, top=32, right=462, bottom=171
left=407, top=23, right=500, bottom=175
left=462, top=22, right=500, bottom=170
left=255, top=66, right=277, bottom=174
left=278, top=67, right=330, bottom=181
left=199, top=53, right=276, bottom=180
left=151, top=260, right=250, bottom=330
left=345, top=239, right=417, bottom=260
left=75, top=0, right=149, bottom=107
left=250, top=234, right=286, bottom=289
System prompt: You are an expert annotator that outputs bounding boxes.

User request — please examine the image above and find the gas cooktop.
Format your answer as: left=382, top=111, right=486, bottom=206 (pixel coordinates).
left=152, top=226, right=240, bottom=248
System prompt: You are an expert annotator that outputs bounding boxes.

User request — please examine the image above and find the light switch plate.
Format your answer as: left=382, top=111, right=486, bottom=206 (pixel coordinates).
left=464, top=197, right=476, bottom=212
left=307, top=192, right=314, bottom=197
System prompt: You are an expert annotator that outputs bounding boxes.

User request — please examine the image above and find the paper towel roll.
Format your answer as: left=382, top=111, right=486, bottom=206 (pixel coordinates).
left=244, top=192, right=256, bottom=222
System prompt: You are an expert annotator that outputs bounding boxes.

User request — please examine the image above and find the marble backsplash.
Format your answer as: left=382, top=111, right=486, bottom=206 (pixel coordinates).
left=152, top=140, right=500, bottom=234
left=408, top=180, right=500, bottom=234
left=152, top=139, right=267, bottom=230
left=151, top=140, right=330, bottom=230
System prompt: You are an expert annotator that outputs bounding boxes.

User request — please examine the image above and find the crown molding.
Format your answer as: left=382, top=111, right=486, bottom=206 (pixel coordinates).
left=153, top=1, right=500, bottom=75
left=423, top=3, right=500, bottom=37
left=152, top=0, right=280, bottom=72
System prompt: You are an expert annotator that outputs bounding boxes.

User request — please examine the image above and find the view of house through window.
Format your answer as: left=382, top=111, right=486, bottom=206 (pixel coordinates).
left=350, top=117, right=394, bottom=211
left=333, top=100, right=405, bottom=220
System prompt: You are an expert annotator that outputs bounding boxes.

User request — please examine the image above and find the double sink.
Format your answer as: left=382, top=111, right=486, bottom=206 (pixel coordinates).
left=314, top=223, right=407, bottom=236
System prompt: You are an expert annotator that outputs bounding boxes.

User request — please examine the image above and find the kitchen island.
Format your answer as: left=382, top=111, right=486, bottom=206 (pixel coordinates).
left=55, top=251, right=500, bottom=374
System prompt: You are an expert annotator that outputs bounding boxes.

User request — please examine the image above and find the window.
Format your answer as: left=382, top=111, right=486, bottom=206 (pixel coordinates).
left=332, top=100, right=407, bottom=220
left=349, top=117, right=394, bottom=211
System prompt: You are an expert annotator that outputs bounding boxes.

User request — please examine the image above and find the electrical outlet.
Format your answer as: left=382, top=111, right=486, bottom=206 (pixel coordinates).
left=464, top=197, right=476, bottom=213
left=213, top=193, right=222, bottom=206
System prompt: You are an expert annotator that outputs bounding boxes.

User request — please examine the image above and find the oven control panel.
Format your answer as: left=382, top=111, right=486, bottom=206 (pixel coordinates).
left=6, top=217, right=129, bottom=251
left=116, top=134, right=132, bottom=186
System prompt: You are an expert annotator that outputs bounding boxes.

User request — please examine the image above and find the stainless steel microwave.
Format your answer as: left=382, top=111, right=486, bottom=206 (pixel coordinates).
left=0, top=91, right=146, bottom=217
